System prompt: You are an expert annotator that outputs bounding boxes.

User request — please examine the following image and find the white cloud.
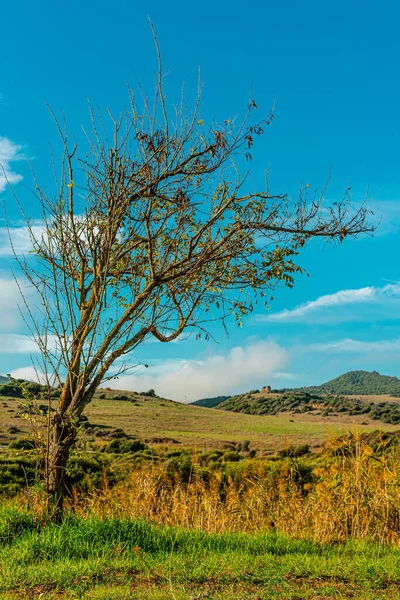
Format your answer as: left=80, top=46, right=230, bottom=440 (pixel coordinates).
left=0, top=334, right=38, bottom=353
left=0, top=214, right=102, bottom=257
left=0, top=136, right=23, bottom=192
left=108, top=340, right=288, bottom=402
left=9, top=365, right=47, bottom=384
left=259, top=283, right=400, bottom=324
left=0, top=224, right=45, bottom=256
left=0, top=276, right=36, bottom=331
left=303, top=338, right=400, bottom=354
left=0, top=333, right=59, bottom=354
left=270, top=371, right=298, bottom=380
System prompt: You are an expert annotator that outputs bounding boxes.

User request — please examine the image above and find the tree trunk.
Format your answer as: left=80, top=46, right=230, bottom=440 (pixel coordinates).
left=46, top=412, right=76, bottom=520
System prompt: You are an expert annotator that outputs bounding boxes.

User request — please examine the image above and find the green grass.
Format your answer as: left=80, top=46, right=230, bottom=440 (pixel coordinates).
left=1, top=505, right=400, bottom=599
left=2, top=391, right=400, bottom=455
left=78, top=396, right=400, bottom=453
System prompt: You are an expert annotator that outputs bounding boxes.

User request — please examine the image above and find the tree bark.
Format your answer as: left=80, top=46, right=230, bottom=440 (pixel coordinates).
left=46, top=412, right=76, bottom=520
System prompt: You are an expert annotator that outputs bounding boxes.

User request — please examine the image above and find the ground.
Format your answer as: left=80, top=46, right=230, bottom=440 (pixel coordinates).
left=1, top=391, right=400, bottom=599
left=1, top=390, right=399, bottom=454
left=1, top=513, right=400, bottom=599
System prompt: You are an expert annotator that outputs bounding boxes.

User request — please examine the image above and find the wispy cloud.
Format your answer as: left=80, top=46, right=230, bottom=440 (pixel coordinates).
left=303, top=338, right=400, bottom=354
left=0, top=223, right=45, bottom=256
left=270, top=371, right=298, bottom=380
left=108, top=340, right=288, bottom=402
left=0, top=334, right=39, bottom=354
left=0, top=276, right=36, bottom=331
left=259, top=283, right=400, bottom=324
left=0, top=136, right=24, bottom=192
left=8, top=365, right=47, bottom=384
left=371, top=200, right=400, bottom=236
left=0, top=333, right=59, bottom=354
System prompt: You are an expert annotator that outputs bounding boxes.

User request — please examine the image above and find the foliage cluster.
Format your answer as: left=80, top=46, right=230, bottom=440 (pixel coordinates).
left=0, top=381, right=45, bottom=399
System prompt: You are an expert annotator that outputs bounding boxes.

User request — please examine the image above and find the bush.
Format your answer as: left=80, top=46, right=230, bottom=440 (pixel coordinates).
left=0, top=455, right=37, bottom=495
left=278, top=444, right=310, bottom=458
left=223, top=451, right=241, bottom=462
left=107, top=439, right=147, bottom=454
left=0, top=383, right=23, bottom=398
left=26, top=382, right=43, bottom=395
left=65, top=453, right=120, bottom=491
left=8, top=437, right=36, bottom=450
left=164, top=453, right=193, bottom=483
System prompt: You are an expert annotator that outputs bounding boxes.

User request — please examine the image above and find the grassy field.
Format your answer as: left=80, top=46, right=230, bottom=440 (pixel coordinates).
left=2, top=390, right=400, bottom=598
left=1, top=390, right=400, bottom=454
left=1, top=506, right=400, bottom=599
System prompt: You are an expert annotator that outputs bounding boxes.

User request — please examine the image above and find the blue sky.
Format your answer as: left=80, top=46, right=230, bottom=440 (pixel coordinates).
left=0, top=0, right=400, bottom=400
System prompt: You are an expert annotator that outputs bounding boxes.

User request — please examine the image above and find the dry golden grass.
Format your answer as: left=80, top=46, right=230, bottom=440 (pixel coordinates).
left=46, top=433, right=400, bottom=545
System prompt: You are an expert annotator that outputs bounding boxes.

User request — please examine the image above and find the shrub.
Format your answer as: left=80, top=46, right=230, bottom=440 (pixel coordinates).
left=223, top=451, right=241, bottom=462
left=0, top=383, right=23, bottom=398
left=164, top=453, right=193, bottom=483
left=278, top=444, right=310, bottom=458
left=107, top=439, right=147, bottom=454
left=8, top=437, right=36, bottom=450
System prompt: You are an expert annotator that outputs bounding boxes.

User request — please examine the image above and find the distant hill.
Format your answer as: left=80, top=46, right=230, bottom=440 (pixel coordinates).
left=191, top=395, right=231, bottom=408
left=302, top=370, right=400, bottom=397
left=218, top=391, right=318, bottom=416
left=0, top=375, right=10, bottom=385
left=217, top=385, right=400, bottom=425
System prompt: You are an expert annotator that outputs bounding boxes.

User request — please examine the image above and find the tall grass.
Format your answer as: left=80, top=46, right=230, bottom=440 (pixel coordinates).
left=34, top=434, right=398, bottom=544
left=2, top=435, right=400, bottom=597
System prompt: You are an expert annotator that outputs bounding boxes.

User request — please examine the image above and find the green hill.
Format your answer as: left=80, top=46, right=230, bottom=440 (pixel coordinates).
left=191, top=395, right=231, bottom=408
left=218, top=390, right=319, bottom=415
left=304, top=370, right=400, bottom=396
left=217, top=388, right=400, bottom=425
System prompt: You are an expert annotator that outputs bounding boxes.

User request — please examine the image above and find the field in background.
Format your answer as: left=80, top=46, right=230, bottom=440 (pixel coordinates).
left=2, top=389, right=400, bottom=453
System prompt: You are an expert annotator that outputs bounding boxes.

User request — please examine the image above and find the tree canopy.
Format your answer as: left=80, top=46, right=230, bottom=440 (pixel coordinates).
left=7, top=45, right=374, bottom=514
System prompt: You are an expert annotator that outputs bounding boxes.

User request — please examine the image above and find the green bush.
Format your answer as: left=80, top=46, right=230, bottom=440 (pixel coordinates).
left=8, top=437, right=36, bottom=450
left=223, top=451, right=241, bottom=462
left=0, top=383, right=23, bottom=398
left=278, top=444, right=310, bottom=459
left=164, top=453, right=194, bottom=483
left=107, top=439, right=147, bottom=454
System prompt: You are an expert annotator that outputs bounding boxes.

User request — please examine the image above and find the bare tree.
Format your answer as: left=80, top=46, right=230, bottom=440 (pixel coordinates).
left=7, top=47, right=374, bottom=516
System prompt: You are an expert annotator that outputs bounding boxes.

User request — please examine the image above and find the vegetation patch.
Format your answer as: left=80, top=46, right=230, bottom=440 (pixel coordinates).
left=219, top=389, right=400, bottom=424
left=1, top=509, right=400, bottom=599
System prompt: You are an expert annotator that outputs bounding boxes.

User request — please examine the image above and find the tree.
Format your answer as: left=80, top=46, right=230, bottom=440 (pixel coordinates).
left=7, top=44, right=374, bottom=517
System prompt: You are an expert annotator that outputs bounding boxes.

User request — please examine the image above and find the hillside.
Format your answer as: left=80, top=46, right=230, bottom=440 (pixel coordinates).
left=217, top=387, right=400, bottom=425
left=191, top=395, right=231, bottom=408
left=303, top=370, right=400, bottom=396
